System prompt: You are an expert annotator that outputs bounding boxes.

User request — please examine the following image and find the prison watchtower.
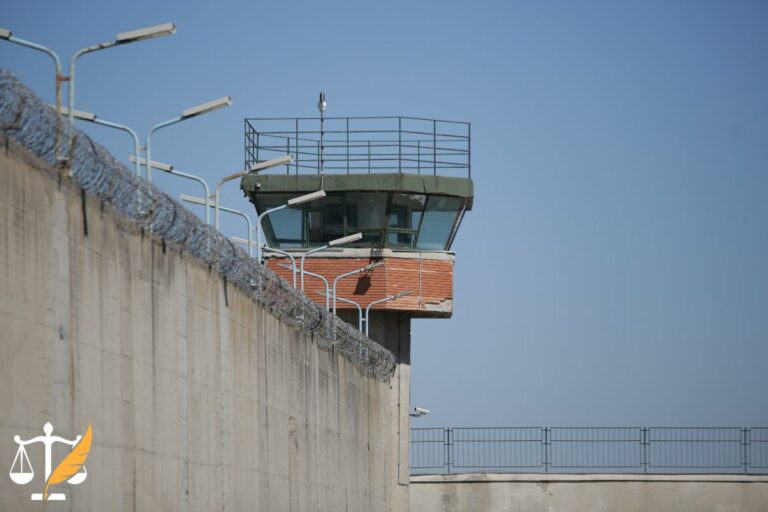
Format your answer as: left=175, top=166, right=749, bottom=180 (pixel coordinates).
left=240, top=101, right=472, bottom=342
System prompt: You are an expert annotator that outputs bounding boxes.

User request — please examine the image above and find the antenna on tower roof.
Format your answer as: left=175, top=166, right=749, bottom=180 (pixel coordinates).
left=318, top=91, right=326, bottom=176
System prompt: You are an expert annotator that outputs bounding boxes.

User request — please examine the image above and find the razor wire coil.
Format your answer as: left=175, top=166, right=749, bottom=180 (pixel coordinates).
left=0, top=69, right=395, bottom=379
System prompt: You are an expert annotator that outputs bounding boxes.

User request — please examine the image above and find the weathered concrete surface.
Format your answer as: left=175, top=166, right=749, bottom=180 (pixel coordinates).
left=0, top=139, right=408, bottom=511
left=410, top=473, right=768, bottom=512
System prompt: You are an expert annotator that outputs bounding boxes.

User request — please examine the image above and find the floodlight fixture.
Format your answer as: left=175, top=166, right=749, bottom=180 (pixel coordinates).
left=249, top=154, right=294, bottom=173
left=56, top=106, right=96, bottom=121
left=287, top=189, right=325, bottom=206
left=328, top=232, right=363, bottom=247
left=131, top=155, right=172, bottom=172
left=0, top=28, right=12, bottom=40
left=181, top=96, right=232, bottom=119
left=116, top=23, right=176, bottom=44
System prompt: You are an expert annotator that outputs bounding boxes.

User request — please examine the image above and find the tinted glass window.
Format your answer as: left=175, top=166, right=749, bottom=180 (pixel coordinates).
left=389, top=193, right=426, bottom=230
left=416, top=196, right=464, bottom=250
left=255, top=194, right=304, bottom=247
left=346, top=193, right=388, bottom=229
left=307, top=193, right=344, bottom=244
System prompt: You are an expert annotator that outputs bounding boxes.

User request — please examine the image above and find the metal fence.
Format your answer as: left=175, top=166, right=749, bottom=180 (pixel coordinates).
left=244, top=116, right=471, bottom=178
left=411, top=427, right=768, bottom=474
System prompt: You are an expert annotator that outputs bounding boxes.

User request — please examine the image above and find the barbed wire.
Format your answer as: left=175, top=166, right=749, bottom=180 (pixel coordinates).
left=0, top=68, right=396, bottom=378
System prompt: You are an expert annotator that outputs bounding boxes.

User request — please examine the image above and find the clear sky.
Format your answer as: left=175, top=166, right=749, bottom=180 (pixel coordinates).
left=2, top=0, right=767, bottom=427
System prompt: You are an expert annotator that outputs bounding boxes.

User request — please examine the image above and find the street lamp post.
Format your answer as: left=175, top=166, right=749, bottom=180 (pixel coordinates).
left=134, top=157, right=210, bottom=223
left=56, top=107, right=142, bottom=175
left=255, top=189, right=326, bottom=262
left=180, top=194, right=253, bottom=256
left=332, top=262, right=385, bottom=317
left=68, top=23, right=176, bottom=131
left=1, top=28, right=63, bottom=111
left=286, top=266, right=329, bottom=311
left=300, top=233, right=363, bottom=291
left=262, top=245, right=298, bottom=287
left=147, top=96, right=232, bottom=184
left=2, top=29, right=65, bottom=158
left=364, top=290, right=412, bottom=337
left=327, top=293, right=364, bottom=331
left=215, top=155, right=294, bottom=231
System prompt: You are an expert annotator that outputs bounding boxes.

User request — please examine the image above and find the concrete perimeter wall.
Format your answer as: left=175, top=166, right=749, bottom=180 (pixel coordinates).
left=0, top=139, right=408, bottom=511
left=411, top=473, right=768, bottom=512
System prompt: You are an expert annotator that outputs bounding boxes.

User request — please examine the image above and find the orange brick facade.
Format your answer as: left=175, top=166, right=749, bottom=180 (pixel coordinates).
left=266, top=256, right=454, bottom=318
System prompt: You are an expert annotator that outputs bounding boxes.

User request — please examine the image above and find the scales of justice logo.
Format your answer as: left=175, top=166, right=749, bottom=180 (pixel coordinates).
left=8, top=422, right=93, bottom=501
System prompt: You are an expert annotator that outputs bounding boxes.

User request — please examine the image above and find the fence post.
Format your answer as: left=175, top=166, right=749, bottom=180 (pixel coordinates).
left=543, top=428, right=550, bottom=473
left=433, top=119, right=437, bottom=176
left=743, top=428, right=750, bottom=474
left=641, top=428, right=649, bottom=473
left=346, top=118, right=350, bottom=174
left=398, top=117, right=402, bottom=174
left=445, top=428, right=452, bottom=474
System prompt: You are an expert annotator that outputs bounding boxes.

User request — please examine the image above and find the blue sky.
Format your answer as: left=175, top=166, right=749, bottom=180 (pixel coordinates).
left=2, top=0, right=767, bottom=427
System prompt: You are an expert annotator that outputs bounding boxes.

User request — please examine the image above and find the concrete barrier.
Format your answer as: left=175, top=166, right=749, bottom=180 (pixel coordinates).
left=0, top=138, right=407, bottom=511
left=410, top=473, right=768, bottom=512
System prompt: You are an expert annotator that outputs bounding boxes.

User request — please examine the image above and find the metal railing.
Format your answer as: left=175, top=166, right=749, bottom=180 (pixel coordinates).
left=410, top=427, right=768, bottom=474
left=244, top=116, right=471, bottom=178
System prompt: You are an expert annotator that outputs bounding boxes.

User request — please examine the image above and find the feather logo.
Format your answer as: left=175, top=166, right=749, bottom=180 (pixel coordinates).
left=43, top=424, right=92, bottom=500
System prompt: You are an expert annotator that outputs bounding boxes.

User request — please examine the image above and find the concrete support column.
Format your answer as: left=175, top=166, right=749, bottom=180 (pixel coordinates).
left=366, top=311, right=412, bottom=512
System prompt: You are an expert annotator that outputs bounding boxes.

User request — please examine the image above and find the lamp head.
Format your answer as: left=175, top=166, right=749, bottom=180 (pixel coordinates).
left=116, top=23, right=176, bottom=44
left=287, top=189, right=326, bottom=206
left=249, top=154, right=294, bottom=173
left=365, top=261, right=385, bottom=272
left=328, top=232, right=363, bottom=247
left=181, top=96, right=232, bottom=119
left=55, top=106, right=96, bottom=121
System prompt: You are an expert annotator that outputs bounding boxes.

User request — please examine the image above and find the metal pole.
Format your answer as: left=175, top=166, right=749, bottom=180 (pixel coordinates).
left=184, top=197, right=253, bottom=256
left=346, top=118, right=350, bottom=174
left=146, top=116, right=183, bottom=184
left=138, top=158, right=210, bottom=223
left=264, top=246, right=297, bottom=287
left=214, top=170, right=247, bottom=230
left=433, top=119, right=437, bottom=176
left=398, top=117, right=402, bottom=173
left=289, top=265, right=329, bottom=311
left=333, top=295, right=363, bottom=331
left=2, top=36, right=65, bottom=159
left=300, top=244, right=329, bottom=291
left=256, top=204, right=289, bottom=262
left=86, top=120, right=141, bottom=176
left=332, top=263, right=383, bottom=317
